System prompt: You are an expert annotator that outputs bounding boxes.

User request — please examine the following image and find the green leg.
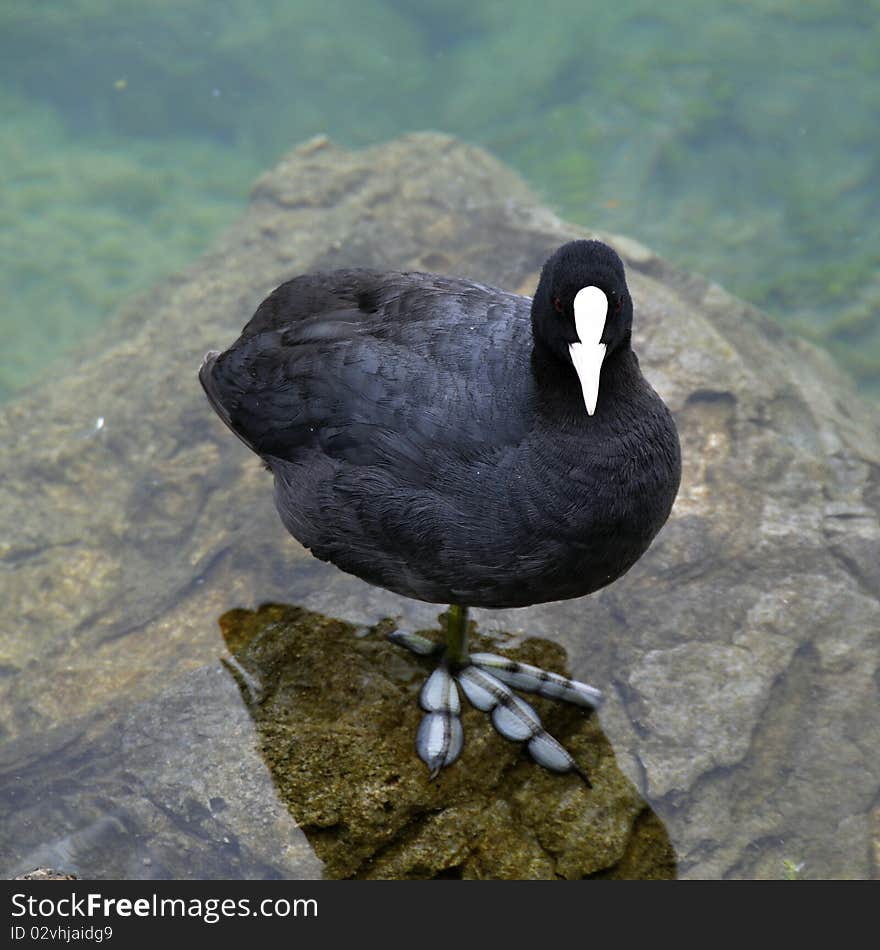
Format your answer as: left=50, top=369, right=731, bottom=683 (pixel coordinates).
left=445, top=604, right=470, bottom=666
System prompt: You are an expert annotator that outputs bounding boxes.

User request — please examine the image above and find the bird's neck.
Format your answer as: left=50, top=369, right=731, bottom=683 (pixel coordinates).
left=531, top=339, right=641, bottom=423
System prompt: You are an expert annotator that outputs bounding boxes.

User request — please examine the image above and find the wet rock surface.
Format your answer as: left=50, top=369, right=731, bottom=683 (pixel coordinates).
left=1, top=660, right=321, bottom=879
left=1, top=132, right=878, bottom=878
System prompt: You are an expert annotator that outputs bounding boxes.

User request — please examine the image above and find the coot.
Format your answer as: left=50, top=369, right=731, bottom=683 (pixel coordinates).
left=200, top=240, right=681, bottom=782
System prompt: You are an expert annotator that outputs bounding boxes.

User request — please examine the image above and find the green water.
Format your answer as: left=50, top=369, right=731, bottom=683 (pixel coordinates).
left=2, top=0, right=878, bottom=400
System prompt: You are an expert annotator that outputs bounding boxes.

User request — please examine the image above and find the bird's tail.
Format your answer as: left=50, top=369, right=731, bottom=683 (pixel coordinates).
left=198, top=349, right=260, bottom=454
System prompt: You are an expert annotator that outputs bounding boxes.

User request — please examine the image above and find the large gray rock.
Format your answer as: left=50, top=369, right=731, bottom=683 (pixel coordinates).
left=1, top=133, right=878, bottom=879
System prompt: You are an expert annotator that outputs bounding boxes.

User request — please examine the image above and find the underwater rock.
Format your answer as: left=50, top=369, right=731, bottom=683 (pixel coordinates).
left=0, top=132, right=877, bottom=879
left=0, top=662, right=321, bottom=880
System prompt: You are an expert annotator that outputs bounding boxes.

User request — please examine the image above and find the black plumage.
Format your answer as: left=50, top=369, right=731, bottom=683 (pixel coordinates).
left=199, top=240, right=681, bottom=611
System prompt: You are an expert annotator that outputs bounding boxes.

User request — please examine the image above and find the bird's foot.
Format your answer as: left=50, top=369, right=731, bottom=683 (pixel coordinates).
left=389, top=631, right=602, bottom=784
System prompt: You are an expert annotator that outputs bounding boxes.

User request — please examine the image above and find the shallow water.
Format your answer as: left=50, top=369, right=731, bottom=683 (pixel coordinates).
left=1, top=1, right=878, bottom=401
left=1, top=2, right=878, bottom=880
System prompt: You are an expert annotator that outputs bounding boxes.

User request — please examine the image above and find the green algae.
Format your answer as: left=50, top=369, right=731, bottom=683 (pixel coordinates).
left=0, top=89, right=257, bottom=400
left=218, top=603, right=676, bottom=879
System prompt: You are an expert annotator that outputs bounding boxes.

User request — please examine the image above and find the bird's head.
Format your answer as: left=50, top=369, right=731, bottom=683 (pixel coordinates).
left=531, top=240, right=633, bottom=415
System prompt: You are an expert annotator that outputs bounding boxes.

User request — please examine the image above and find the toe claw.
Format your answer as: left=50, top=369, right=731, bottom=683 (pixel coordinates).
left=528, top=732, right=591, bottom=786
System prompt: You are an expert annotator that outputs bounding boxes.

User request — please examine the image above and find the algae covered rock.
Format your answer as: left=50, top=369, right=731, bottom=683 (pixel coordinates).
left=219, top=603, right=674, bottom=880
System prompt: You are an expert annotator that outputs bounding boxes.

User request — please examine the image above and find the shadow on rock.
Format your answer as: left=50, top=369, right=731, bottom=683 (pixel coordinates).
left=218, top=602, right=676, bottom=879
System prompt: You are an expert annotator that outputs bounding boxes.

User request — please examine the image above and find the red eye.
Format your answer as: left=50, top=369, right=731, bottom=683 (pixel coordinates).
left=553, top=297, right=563, bottom=313
left=614, top=296, right=623, bottom=314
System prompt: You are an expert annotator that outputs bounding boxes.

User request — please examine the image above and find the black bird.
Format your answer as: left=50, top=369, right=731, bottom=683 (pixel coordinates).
left=199, top=240, right=681, bottom=781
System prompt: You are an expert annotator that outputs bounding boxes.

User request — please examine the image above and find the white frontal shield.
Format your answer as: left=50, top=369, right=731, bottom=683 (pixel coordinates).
left=568, top=286, right=608, bottom=416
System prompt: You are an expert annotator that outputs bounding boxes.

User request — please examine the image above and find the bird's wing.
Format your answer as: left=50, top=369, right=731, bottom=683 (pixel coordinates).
left=203, top=270, right=534, bottom=477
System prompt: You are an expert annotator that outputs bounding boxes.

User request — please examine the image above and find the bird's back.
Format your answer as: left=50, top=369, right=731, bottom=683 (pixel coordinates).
left=201, top=270, right=532, bottom=460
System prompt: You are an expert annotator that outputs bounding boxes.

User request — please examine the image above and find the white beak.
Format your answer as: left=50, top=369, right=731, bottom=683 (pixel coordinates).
left=568, top=286, right=608, bottom=416
left=569, top=340, right=607, bottom=415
